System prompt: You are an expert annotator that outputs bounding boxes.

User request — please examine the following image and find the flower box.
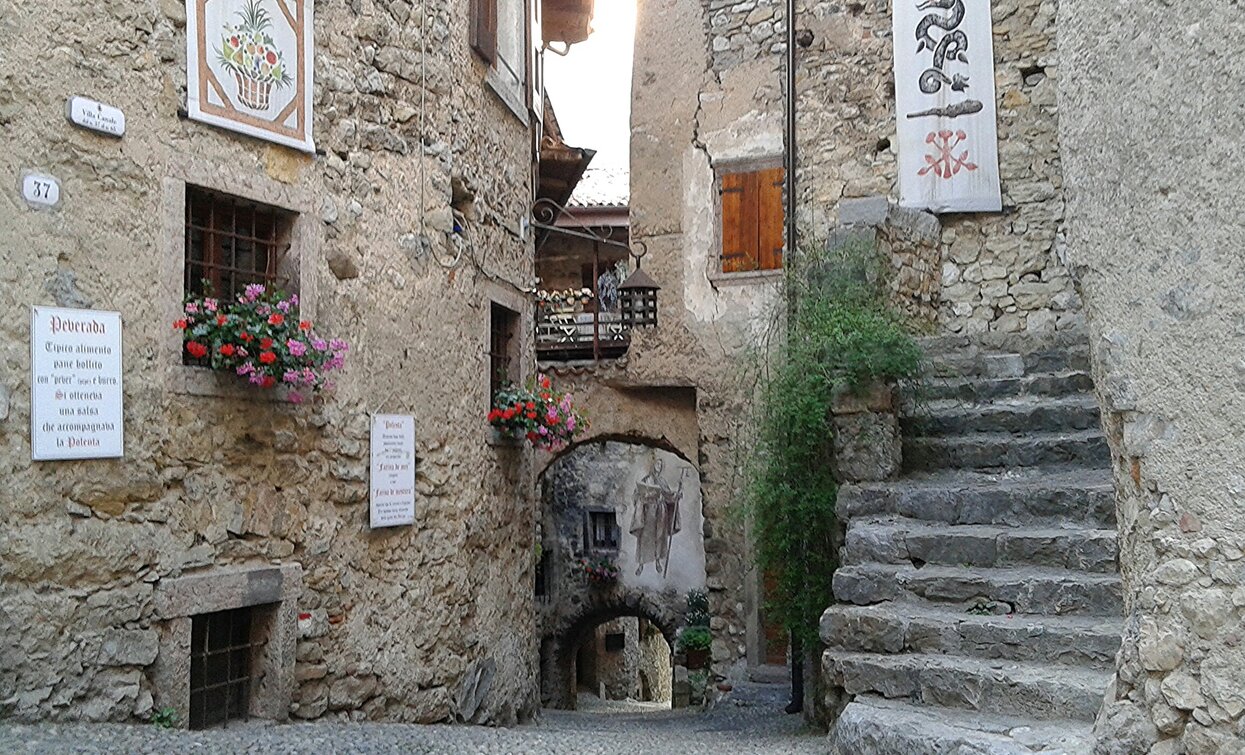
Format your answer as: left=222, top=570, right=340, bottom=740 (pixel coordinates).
left=175, top=285, right=347, bottom=403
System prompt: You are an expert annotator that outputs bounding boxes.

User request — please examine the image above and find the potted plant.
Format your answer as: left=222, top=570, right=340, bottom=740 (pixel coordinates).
left=678, top=626, right=712, bottom=670
left=488, top=374, right=587, bottom=451
left=679, top=589, right=712, bottom=670
left=175, top=284, right=348, bottom=403
left=576, top=557, right=619, bottom=586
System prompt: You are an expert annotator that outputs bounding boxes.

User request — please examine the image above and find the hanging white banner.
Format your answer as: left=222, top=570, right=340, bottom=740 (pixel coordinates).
left=893, top=0, right=1001, bottom=213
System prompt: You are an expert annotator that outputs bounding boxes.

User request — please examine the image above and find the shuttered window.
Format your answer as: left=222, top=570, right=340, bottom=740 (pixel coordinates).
left=470, top=0, right=498, bottom=64
left=720, top=166, right=785, bottom=273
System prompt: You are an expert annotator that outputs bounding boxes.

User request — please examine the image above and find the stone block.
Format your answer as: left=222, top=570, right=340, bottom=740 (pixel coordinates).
left=97, top=629, right=159, bottom=667
left=833, top=412, right=901, bottom=483
left=838, top=196, right=890, bottom=227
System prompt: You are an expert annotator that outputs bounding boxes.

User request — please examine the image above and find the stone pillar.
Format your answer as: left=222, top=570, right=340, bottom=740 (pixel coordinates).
left=830, top=383, right=901, bottom=483
left=1059, top=3, right=1245, bottom=752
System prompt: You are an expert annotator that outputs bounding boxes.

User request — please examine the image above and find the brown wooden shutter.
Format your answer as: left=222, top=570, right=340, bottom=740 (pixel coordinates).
left=471, top=0, right=498, bottom=64
left=720, top=171, right=750, bottom=273
left=758, top=167, right=785, bottom=271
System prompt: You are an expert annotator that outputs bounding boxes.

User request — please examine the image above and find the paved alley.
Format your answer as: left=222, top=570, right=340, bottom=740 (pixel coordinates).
left=0, top=683, right=825, bottom=755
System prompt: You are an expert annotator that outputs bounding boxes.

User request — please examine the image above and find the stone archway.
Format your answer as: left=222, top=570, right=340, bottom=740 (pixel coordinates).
left=537, top=439, right=707, bottom=709
left=540, top=587, right=683, bottom=710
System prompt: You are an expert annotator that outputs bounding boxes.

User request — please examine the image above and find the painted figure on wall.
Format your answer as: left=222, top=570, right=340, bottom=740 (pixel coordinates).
left=630, top=456, right=689, bottom=577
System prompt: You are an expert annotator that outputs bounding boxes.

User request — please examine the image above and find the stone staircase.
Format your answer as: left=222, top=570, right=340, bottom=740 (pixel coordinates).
left=822, top=333, right=1120, bottom=754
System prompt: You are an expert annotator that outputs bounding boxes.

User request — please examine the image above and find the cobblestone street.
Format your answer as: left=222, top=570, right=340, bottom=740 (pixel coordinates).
left=0, top=683, right=825, bottom=755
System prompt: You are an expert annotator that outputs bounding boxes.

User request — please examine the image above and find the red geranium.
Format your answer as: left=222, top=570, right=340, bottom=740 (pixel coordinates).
left=259, top=351, right=277, bottom=365
left=260, top=337, right=274, bottom=350
left=174, top=319, right=188, bottom=330
left=219, top=344, right=236, bottom=357
left=216, top=314, right=228, bottom=326
left=186, top=341, right=208, bottom=359
left=268, top=313, right=285, bottom=326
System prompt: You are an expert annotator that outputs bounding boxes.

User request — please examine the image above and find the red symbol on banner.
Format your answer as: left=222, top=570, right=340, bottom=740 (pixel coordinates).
left=919, top=130, right=978, bottom=179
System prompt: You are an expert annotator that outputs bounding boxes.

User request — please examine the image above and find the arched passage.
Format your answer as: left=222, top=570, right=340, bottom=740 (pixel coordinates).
left=537, top=439, right=706, bottom=710
left=541, top=587, right=683, bottom=710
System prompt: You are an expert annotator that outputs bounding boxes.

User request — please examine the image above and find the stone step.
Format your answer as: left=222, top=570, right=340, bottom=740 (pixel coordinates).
left=821, top=603, right=1121, bottom=669
left=837, top=467, right=1116, bottom=528
left=822, top=651, right=1112, bottom=722
left=832, top=563, right=1122, bottom=616
left=827, top=695, right=1094, bottom=755
left=902, top=394, right=1102, bottom=437
left=921, top=371, right=1095, bottom=403
left=926, top=346, right=1092, bottom=380
left=903, top=430, right=1109, bottom=472
left=844, top=518, right=1118, bottom=573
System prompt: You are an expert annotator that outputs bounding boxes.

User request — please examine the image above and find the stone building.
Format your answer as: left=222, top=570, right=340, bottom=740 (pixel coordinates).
left=619, top=0, right=1244, bottom=753
left=1, top=0, right=592, bottom=729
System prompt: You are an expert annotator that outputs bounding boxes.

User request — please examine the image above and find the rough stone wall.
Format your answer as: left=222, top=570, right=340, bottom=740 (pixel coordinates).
left=637, top=618, right=673, bottom=703
left=626, top=0, right=789, bottom=678
left=590, top=617, right=640, bottom=700
left=796, top=0, right=1082, bottom=335
left=0, top=0, right=539, bottom=726
left=1058, top=2, right=1245, bottom=752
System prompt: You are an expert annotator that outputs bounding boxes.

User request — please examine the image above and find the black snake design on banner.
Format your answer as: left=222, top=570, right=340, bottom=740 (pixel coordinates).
left=911, top=0, right=981, bottom=111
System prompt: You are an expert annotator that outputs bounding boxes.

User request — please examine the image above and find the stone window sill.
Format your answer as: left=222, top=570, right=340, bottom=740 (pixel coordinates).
left=167, top=364, right=299, bottom=403
left=707, top=268, right=785, bottom=287
left=485, top=67, right=529, bottom=127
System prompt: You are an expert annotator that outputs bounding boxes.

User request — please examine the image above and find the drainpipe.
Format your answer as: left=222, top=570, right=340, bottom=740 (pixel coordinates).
left=783, top=0, right=805, bottom=718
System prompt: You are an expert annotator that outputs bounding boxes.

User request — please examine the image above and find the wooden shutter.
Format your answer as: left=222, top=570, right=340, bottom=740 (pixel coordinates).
left=757, top=167, right=785, bottom=271
left=720, top=172, right=753, bottom=273
left=720, top=167, right=785, bottom=273
left=471, top=0, right=498, bottom=64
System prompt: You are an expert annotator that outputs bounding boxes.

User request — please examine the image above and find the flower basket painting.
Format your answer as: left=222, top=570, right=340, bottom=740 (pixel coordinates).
left=187, top=0, right=314, bottom=152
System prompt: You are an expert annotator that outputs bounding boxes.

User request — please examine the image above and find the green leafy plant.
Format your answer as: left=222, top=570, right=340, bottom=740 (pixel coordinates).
left=685, top=589, right=710, bottom=628
left=677, top=625, right=712, bottom=652
left=745, top=238, right=921, bottom=648
left=152, top=706, right=178, bottom=728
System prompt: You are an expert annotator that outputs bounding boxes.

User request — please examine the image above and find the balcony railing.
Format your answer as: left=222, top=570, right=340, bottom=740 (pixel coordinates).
left=536, top=305, right=630, bottom=362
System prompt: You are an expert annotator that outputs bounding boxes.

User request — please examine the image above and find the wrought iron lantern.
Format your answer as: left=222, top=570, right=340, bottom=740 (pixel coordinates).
left=620, top=244, right=660, bottom=329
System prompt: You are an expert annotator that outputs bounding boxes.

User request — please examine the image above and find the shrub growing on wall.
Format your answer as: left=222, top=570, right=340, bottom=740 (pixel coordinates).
left=746, top=240, right=921, bottom=647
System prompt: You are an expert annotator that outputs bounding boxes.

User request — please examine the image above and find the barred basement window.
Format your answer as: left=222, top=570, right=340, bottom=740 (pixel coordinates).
left=604, top=632, right=625, bottom=652
left=185, top=186, right=295, bottom=302
left=189, top=606, right=259, bottom=730
left=719, top=166, right=784, bottom=273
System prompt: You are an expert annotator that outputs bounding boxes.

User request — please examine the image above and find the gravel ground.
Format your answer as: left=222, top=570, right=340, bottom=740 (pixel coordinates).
left=0, top=683, right=826, bottom=755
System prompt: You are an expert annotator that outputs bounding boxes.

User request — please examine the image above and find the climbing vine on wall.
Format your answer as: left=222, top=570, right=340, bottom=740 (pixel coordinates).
left=745, top=239, right=922, bottom=648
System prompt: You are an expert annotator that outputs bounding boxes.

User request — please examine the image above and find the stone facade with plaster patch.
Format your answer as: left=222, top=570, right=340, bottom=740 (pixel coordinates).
left=1, top=0, right=542, bottom=727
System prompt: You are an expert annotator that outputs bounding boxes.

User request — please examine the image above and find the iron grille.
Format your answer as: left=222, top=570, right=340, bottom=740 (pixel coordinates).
left=189, top=606, right=256, bottom=730
left=489, top=304, right=518, bottom=401
left=185, top=186, right=292, bottom=302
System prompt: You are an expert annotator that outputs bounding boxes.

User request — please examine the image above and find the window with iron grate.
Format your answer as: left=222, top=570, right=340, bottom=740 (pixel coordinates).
left=184, top=186, right=295, bottom=303
left=489, top=303, right=520, bottom=403
left=189, top=606, right=258, bottom=730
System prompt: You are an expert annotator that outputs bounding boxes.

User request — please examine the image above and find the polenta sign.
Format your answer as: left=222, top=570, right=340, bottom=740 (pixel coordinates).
left=186, top=0, right=314, bottom=153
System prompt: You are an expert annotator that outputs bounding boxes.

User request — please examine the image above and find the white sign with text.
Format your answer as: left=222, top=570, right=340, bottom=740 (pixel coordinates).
left=30, top=307, right=124, bottom=461
left=369, top=414, right=416, bottom=528
left=66, top=96, right=126, bottom=137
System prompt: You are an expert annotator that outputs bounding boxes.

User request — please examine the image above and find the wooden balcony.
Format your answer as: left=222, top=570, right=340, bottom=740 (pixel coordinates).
left=536, top=307, right=630, bottom=362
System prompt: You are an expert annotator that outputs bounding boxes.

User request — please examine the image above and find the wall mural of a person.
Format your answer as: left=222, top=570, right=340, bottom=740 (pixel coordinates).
left=629, top=456, right=691, bottom=577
